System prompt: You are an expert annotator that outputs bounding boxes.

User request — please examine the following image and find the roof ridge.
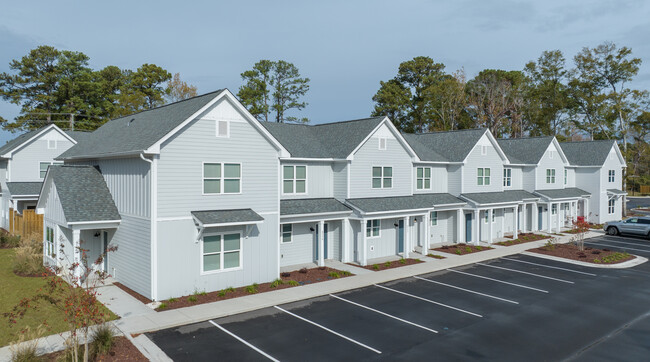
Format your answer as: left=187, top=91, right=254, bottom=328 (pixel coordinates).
left=560, top=139, right=615, bottom=144
left=411, top=128, right=487, bottom=136
left=313, top=116, right=385, bottom=127
left=111, top=89, right=225, bottom=121
left=498, top=135, right=554, bottom=141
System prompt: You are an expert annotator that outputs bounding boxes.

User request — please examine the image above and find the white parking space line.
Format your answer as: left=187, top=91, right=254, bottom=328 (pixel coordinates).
left=585, top=240, right=650, bottom=254
left=274, top=306, right=381, bottom=354
left=329, top=294, right=439, bottom=333
left=413, top=276, right=518, bottom=304
left=476, top=262, right=575, bottom=284
left=501, top=257, right=597, bottom=276
left=374, top=284, right=483, bottom=317
left=602, top=235, right=650, bottom=244
left=597, top=238, right=650, bottom=249
left=446, top=269, right=549, bottom=293
left=208, top=320, right=280, bottom=362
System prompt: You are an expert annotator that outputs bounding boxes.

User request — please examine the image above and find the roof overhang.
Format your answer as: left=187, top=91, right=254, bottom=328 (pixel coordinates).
left=280, top=210, right=353, bottom=223
left=68, top=220, right=121, bottom=230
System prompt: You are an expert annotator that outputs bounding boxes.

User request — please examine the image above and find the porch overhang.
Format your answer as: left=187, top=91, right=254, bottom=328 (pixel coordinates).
left=67, top=220, right=121, bottom=230
left=6, top=182, right=43, bottom=201
left=346, top=193, right=466, bottom=218
left=534, top=188, right=591, bottom=202
left=280, top=198, right=352, bottom=223
left=461, top=190, right=540, bottom=208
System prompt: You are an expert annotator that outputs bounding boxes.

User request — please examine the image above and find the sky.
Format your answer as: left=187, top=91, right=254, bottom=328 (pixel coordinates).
left=1, top=0, right=649, bottom=144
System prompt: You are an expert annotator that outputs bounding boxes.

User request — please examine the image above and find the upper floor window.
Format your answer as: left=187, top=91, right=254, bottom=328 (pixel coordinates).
left=283, top=165, right=306, bottom=194
left=47, top=139, right=57, bottom=149
left=203, top=162, right=241, bottom=194
left=366, top=219, right=380, bottom=238
left=608, top=199, right=615, bottom=214
left=503, top=168, right=511, bottom=187
left=216, top=120, right=229, bottom=137
left=416, top=167, right=431, bottom=190
left=281, top=224, right=292, bottom=243
left=608, top=170, right=615, bottom=182
left=546, top=169, right=556, bottom=184
left=378, top=137, right=387, bottom=150
left=564, top=169, right=568, bottom=185
left=430, top=211, right=438, bottom=226
left=39, top=161, right=63, bottom=179
left=372, top=167, right=392, bottom=188
left=477, top=168, right=490, bottom=186
left=202, top=233, right=241, bottom=273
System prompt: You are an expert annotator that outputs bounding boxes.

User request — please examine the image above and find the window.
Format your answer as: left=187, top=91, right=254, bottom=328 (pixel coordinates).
left=372, top=167, right=392, bottom=188
left=281, top=224, right=292, bottom=243
left=216, top=120, right=229, bottom=137
left=45, top=226, right=55, bottom=259
left=203, top=163, right=241, bottom=194
left=546, top=169, right=556, bottom=184
left=202, top=233, right=241, bottom=272
left=608, top=170, right=615, bottom=182
left=503, top=168, right=511, bottom=187
left=481, top=145, right=488, bottom=155
left=477, top=168, right=490, bottom=186
left=564, top=169, right=568, bottom=185
left=484, top=211, right=489, bottom=223
left=549, top=150, right=554, bottom=159
left=378, top=137, right=387, bottom=150
left=47, top=139, right=56, bottom=149
left=608, top=199, right=615, bottom=214
left=430, top=211, right=438, bottom=226
left=283, top=165, right=306, bottom=194
left=416, top=167, right=431, bottom=190
left=552, top=204, right=557, bottom=215
left=39, top=161, right=63, bottom=179
left=366, top=219, right=380, bottom=237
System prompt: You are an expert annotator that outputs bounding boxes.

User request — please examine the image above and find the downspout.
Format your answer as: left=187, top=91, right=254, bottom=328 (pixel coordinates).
left=140, top=153, right=158, bottom=301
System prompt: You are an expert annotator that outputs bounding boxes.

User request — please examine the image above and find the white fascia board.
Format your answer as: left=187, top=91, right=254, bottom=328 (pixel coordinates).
left=505, top=163, right=535, bottom=167
left=68, top=219, right=122, bottom=225
left=280, top=213, right=352, bottom=223
left=36, top=173, right=53, bottom=210
left=415, top=161, right=460, bottom=165
left=59, top=151, right=153, bottom=161
left=68, top=220, right=121, bottom=230
left=201, top=220, right=264, bottom=228
left=551, top=138, right=570, bottom=165
left=612, top=143, right=626, bottom=166
left=433, top=202, right=467, bottom=209
left=346, top=117, right=421, bottom=161
left=280, top=211, right=352, bottom=219
left=362, top=207, right=434, bottom=216
left=466, top=129, right=509, bottom=163
left=11, top=195, right=39, bottom=200
left=280, top=157, right=347, bottom=162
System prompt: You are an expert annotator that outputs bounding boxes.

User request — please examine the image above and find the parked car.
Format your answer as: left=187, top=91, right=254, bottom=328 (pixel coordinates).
left=604, top=217, right=650, bottom=237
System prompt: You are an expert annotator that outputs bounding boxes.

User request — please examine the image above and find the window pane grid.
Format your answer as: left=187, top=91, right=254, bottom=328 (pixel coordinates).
left=283, top=165, right=307, bottom=194
left=416, top=167, right=431, bottom=190
left=204, top=163, right=241, bottom=194
left=203, top=233, right=241, bottom=272
left=478, top=168, right=490, bottom=186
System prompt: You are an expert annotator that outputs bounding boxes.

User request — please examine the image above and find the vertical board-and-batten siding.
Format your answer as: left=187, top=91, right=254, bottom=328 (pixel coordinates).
left=279, top=220, right=344, bottom=266
left=462, top=134, right=504, bottom=194
left=280, top=161, right=332, bottom=199
left=332, top=162, right=347, bottom=201
left=522, top=166, right=535, bottom=192
left=349, top=123, right=413, bottom=198
left=535, top=142, right=565, bottom=190
left=42, top=183, right=66, bottom=226
left=447, top=165, right=462, bottom=196
left=10, top=128, right=75, bottom=182
left=109, top=215, right=151, bottom=297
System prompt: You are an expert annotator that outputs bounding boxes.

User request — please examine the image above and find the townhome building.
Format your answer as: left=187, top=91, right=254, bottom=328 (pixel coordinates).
left=35, top=90, right=627, bottom=301
left=0, top=124, right=87, bottom=230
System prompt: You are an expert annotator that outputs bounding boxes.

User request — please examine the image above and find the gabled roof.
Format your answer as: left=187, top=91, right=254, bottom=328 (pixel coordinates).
left=6, top=182, right=43, bottom=197
left=346, top=193, right=465, bottom=214
left=402, top=128, right=488, bottom=162
left=534, top=188, right=591, bottom=200
left=280, top=198, right=352, bottom=216
left=191, top=209, right=264, bottom=226
left=559, top=140, right=619, bottom=166
left=45, top=165, right=120, bottom=223
left=0, top=124, right=80, bottom=158
left=461, top=190, right=540, bottom=205
left=497, top=136, right=555, bottom=165
left=261, top=117, right=386, bottom=159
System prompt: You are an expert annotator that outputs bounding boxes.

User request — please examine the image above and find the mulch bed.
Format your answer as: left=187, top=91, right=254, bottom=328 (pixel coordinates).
left=156, top=267, right=353, bottom=311
left=45, top=336, right=148, bottom=361
left=114, top=282, right=152, bottom=304
left=496, top=233, right=549, bottom=246
left=433, top=243, right=493, bottom=255
left=14, top=268, right=55, bottom=278
left=530, top=244, right=635, bottom=264
left=355, top=258, right=424, bottom=271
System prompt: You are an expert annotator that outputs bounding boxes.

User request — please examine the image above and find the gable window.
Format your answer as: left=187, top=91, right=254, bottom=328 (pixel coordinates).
left=430, top=211, right=438, bottom=226
left=503, top=168, right=512, bottom=187
left=564, top=169, right=568, bottom=185
left=372, top=167, right=392, bottom=188
left=47, top=139, right=57, bottom=149
left=39, top=161, right=63, bottom=179
left=45, top=226, right=55, bottom=259
left=481, top=145, right=488, bottom=155
left=378, top=137, right=387, bottom=150
left=202, top=233, right=241, bottom=273
left=203, top=162, right=241, bottom=194
left=477, top=168, right=490, bottom=186
left=608, top=170, right=615, bottom=182
left=608, top=199, right=615, bottom=214
left=281, top=224, right=292, bottom=243
left=366, top=219, right=380, bottom=238
left=549, top=150, right=554, bottom=159
left=546, top=169, right=556, bottom=184
left=283, top=165, right=306, bottom=194
left=416, top=167, right=431, bottom=190
left=216, top=120, right=229, bottom=137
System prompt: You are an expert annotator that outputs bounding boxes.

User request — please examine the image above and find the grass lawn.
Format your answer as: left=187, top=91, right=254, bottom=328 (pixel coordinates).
left=0, top=248, right=116, bottom=347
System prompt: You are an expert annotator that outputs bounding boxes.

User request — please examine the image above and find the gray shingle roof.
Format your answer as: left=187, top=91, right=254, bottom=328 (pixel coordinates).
left=0, top=125, right=87, bottom=158
left=58, top=90, right=225, bottom=159
left=191, top=209, right=264, bottom=225
left=48, top=165, right=120, bottom=222
left=402, top=128, right=487, bottom=162
left=497, top=136, right=554, bottom=164
left=6, top=182, right=43, bottom=196
left=461, top=190, right=540, bottom=205
left=607, top=188, right=627, bottom=195
left=280, top=198, right=352, bottom=216
left=346, top=193, right=465, bottom=213
left=65, top=130, right=93, bottom=143
left=260, top=117, right=385, bottom=159
left=559, top=140, right=617, bottom=166
left=534, top=188, right=591, bottom=199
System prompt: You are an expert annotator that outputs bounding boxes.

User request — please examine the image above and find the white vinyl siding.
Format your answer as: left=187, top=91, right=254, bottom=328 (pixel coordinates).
left=372, top=167, right=392, bottom=189
left=283, top=165, right=306, bottom=194
left=9, top=128, right=76, bottom=182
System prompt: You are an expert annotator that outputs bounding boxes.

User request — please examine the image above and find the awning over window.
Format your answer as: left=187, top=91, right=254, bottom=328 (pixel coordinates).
left=607, top=189, right=627, bottom=196
left=191, top=209, right=264, bottom=228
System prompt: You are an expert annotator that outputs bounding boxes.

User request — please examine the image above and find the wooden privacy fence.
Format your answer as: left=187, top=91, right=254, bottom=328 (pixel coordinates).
left=641, top=185, right=650, bottom=194
left=9, top=208, right=43, bottom=239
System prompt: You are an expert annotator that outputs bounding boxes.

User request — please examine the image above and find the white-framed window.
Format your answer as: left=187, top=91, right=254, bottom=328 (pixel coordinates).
left=608, top=199, right=615, bottom=214
left=203, top=162, right=241, bottom=194
left=47, top=139, right=57, bottom=149
left=416, top=167, right=431, bottom=190
left=492, top=211, right=496, bottom=223
left=283, top=165, right=306, bottom=194
left=378, top=137, right=387, bottom=150
left=477, top=168, right=490, bottom=186
left=564, top=169, right=567, bottom=185
left=202, top=232, right=242, bottom=273
left=481, top=145, right=488, bottom=155
left=549, top=150, right=554, bottom=159
left=503, top=168, right=511, bottom=187
left=39, top=161, right=63, bottom=179
left=430, top=211, right=438, bottom=226
left=45, top=226, right=55, bottom=259
left=366, top=219, right=380, bottom=238
left=546, top=169, right=556, bottom=184
left=216, top=120, right=230, bottom=138
left=608, top=170, right=615, bottom=182
left=552, top=204, right=557, bottom=215
left=484, top=211, right=489, bottom=223
left=281, top=224, right=292, bottom=243
left=372, top=167, right=392, bottom=188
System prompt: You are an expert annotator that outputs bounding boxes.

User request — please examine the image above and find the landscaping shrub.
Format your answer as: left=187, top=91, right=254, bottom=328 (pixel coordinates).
left=270, top=279, right=284, bottom=288
left=91, top=324, right=115, bottom=357
left=158, top=302, right=168, bottom=309
left=168, top=297, right=177, bottom=303
left=372, top=264, right=380, bottom=270
left=399, top=258, right=406, bottom=264
left=0, top=233, right=21, bottom=248
left=287, top=280, right=299, bottom=286
left=188, top=296, right=197, bottom=302
left=340, top=270, right=352, bottom=276
left=328, top=271, right=340, bottom=279
left=246, top=283, right=259, bottom=294
left=13, top=233, right=45, bottom=276
left=455, top=249, right=462, bottom=255
left=9, top=325, right=44, bottom=362
left=384, top=261, right=391, bottom=268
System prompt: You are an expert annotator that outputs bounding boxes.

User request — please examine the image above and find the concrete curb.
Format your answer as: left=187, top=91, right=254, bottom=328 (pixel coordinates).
left=522, top=251, right=649, bottom=269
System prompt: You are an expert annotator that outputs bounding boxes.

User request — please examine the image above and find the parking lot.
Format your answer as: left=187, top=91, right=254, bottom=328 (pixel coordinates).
left=148, top=234, right=650, bottom=361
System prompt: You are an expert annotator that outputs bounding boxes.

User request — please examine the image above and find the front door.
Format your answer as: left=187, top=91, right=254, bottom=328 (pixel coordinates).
left=315, top=224, right=329, bottom=259
left=538, top=206, right=543, bottom=230
left=102, top=231, right=109, bottom=273
left=465, top=213, right=472, bottom=242
left=398, top=220, right=404, bottom=253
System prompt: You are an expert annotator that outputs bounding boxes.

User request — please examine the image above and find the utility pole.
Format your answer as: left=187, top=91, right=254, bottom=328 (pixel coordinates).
left=69, top=113, right=75, bottom=131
